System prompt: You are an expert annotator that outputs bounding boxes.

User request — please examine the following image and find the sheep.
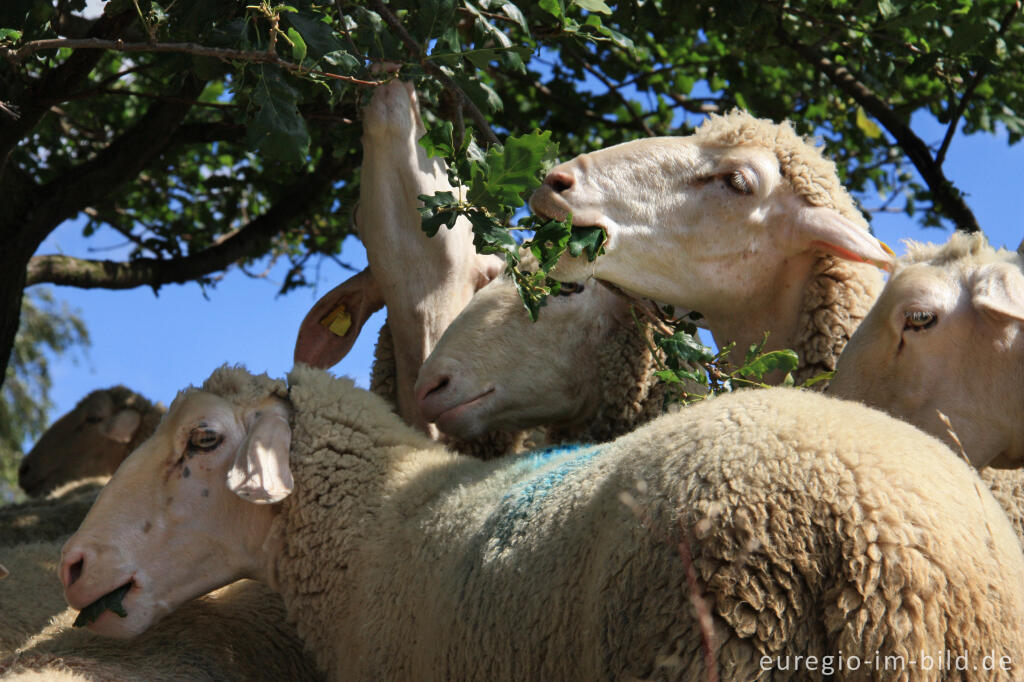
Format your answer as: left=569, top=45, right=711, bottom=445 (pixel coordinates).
left=0, top=579, right=321, bottom=681
left=0, top=478, right=105, bottom=546
left=59, top=364, right=1024, bottom=681
left=373, top=317, right=535, bottom=458
left=18, top=386, right=164, bottom=497
left=294, top=78, right=501, bottom=434
left=0, top=539, right=70, bottom=655
left=830, top=231, right=1024, bottom=468
left=415, top=265, right=695, bottom=444
left=529, top=111, right=895, bottom=384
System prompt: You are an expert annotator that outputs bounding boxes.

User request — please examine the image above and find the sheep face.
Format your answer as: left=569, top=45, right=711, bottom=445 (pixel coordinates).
left=58, top=390, right=286, bottom=638
left=19, top=389, right=144, bottom=497
left=831, top=254, right=1024, bottom=467
left=415, top=276, right=620, bottom=439
left=529, top=134, right=894, bottom=310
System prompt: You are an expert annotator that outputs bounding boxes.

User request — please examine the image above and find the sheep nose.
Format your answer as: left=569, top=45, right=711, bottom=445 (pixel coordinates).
left=60, top=547, right=89, bottom=589
left=18, top=459, right=31, bottom=481
left=416, top=375, right=450, bottom=404
left=416, top=374, right=454, bottom=423
left=544, top=170, right=575, bottom=194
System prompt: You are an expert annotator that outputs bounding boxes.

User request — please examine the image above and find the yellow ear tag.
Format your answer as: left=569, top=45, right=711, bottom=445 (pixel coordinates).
left=320, top=305, right=352, bottom=337
left=879, top=240, right=896, bottom=256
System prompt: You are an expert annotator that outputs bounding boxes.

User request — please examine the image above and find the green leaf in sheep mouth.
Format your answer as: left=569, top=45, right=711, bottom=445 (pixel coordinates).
left=73, top=583, right=131, bottom=627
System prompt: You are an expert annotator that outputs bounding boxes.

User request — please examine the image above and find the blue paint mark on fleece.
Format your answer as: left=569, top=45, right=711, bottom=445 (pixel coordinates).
left=488, top=443, right=604, bottom=552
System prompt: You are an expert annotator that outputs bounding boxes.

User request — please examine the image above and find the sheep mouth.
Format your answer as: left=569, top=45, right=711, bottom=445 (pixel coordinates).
left=434, top=388, right=496, bottom=434
left=73, top=579, right=135, bottom=627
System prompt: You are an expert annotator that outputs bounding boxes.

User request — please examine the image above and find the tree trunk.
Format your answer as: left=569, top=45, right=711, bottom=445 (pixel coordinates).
left=0, top=240, right=34, bottom=388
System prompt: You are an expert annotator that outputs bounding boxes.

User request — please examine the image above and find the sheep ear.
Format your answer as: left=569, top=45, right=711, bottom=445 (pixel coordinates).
left=102, top=409, right=141, bottom=444
left=474, top=254, right=504, bottom=291
left=294, top=267, right=385, bottom=369
left=227, top=408, right=293, bottom=504
left=972, top=263, right=1024, bottom=324
left=791, top=205, right=896, bottom=272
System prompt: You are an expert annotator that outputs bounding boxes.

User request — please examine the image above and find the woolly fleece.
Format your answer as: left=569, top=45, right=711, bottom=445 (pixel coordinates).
left=0, top=540, right=69, bottom=657
left=0, top=480, right=103, bottom=547
left=1, top=580, right=320, bottom=682
left=243, top=364, right=1024, bottom=681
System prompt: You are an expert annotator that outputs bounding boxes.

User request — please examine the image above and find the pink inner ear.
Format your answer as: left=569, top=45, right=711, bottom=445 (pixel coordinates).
left=795, top=206, right=896, bottom=272
left=228, top=413, right=293, bottom=504
left=294, top=269, right=385, bottom=368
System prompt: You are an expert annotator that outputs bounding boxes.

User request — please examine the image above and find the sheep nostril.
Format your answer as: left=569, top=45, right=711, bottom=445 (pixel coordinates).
left=63, top=556, right=84, bottom=588
left=546, top=171, right=575, bottom=194
left=426, top=376, right=450, bottom=397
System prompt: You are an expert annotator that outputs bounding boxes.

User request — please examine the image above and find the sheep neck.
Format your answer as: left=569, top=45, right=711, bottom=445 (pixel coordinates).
left=359, top=143, right=480, bottom=434
left=267, top=372, right=459, bottom=677
left=703, top=254, right=882, bottom=386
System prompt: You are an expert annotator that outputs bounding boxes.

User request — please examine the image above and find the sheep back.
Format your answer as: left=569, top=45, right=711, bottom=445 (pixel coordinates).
left=275, top=366, right=1024, bottom=680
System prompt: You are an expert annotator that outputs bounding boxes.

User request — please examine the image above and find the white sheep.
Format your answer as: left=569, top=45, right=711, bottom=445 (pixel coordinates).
left=1, top=579, right=320, bottom=681
left=0, top=478, right=105, bottom=547
left=18, top=386, right=164, bottom=498
left=415, top=266, right=690, bottom=444
left=59, top=365, right=1024, bottom=681
left=830, top=231, right=1024, bottom=468
left=529, top=111, right=895, bottom=383
left=0, top=539, right=70, bottom=655
left=294, top=78, right=501, bottom=434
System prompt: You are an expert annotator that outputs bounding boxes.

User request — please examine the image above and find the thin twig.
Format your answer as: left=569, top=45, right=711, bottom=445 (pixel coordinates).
left=569, top=47, right=656, bottom=137
left=366, top=0, right=500, bottom=146
left=935, top=0, right=1021, bottom=166
left=4, top=38, right=382, bottom=87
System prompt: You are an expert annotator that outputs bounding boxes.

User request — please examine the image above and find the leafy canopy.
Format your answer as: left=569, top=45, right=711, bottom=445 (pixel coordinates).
left=0, top=0, right=1021, bottom=417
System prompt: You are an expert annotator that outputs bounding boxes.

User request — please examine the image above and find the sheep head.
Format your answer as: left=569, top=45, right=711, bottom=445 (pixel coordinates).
left=529, top=111, right=895, bottom=312
left=415, top=273, right=623, bottom=439
left=59, top=367, right=289, bottom=637
left=19, top=387, right=156, bottom=498
left=831, top=232, right=1024, bottom=468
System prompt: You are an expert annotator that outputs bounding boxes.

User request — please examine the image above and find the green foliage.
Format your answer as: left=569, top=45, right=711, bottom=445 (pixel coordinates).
left=642, top=313, right=824, bottom=405
left=1, top=0, right=1023, bottom=405
left=418, top=129, right=589, bottom=319
left=73, top=582, right=132, bottom=626
left=1, top=290, right=89, bottom=502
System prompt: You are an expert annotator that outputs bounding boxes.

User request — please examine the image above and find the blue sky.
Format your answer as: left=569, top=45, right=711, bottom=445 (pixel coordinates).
left=28, top=112, right=1023, bottom=443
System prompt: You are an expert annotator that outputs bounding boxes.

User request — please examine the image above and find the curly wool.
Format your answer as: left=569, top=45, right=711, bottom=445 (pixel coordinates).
left=980, top=468, right=1024, bottom=544
left=901, top=230, right=1022, bottom=278
left=264, top=366, right=1024, bottom=681
left=3, top=581, right=320, bottom=682
left=697, top=111, right=885, bottom=386
left=793, top=255, right=883, bottom=384
left=547, top=319, right=673, bottom=444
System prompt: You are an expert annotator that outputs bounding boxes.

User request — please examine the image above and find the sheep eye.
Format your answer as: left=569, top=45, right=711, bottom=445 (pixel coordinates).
left=904, top=310, right=937, bottom=331
left=725, top=170, right=752, bottom=195
left=84, top=415, right=104, bottom=424
left=556, top=282, right=585, bottom=296
left=188, top=428, right=222, bottom=451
